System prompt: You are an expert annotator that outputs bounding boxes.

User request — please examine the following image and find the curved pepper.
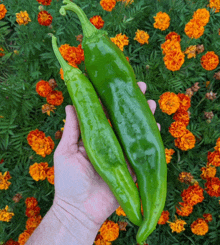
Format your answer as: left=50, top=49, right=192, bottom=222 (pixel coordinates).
left=51, top=34, right=143, bottom=227
left=59, top=1, right=167, bottom=244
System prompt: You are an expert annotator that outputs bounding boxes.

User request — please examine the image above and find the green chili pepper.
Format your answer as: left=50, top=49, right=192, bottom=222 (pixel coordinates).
left=51, top=34, right=143, bottom=227
left=59, top=1, right=167, bottom=244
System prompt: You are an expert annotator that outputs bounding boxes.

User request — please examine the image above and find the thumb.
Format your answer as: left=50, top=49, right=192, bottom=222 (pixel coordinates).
left=56, top=105, right=80, bottom=154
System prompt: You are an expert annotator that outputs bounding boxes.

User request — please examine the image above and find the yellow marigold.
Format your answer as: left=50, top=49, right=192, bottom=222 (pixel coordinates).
left=181, top=183, right=204, bottom=206
left=173, top=109, right=190, bottom=126
left=0, top=171, right=11, bottom=190
left=165, top=148, right=175, bottom=164
left=18, top=230, right=31, bottom=245
left=158, top=92, right=180, bottom=115
left=167, top=215, right=187, bottom=233
left=184, top=19, right=204, bottom=39
left=16, top=11, right=31, bottom=26
left=90, top=15, right=104, bottom=29
left=201, top=51, right=219, bottom=71
left=175, top=202, right=193, bottom=217
left=25, top=215, right=42, bottom=230
left=115, top=206, right=126, bottom=216
left=163, top=49, right=185, bottom=71
left=161, top=39, right=182, bottom=55
left=192, top=8, right=210, bottom=27
left=177, top=93, right=191, bottom=111
left=99, top=220, right=119, bottom=242
left=207, top=0, right=220, bottom=13
left=184, top=45, right=197, bottom=59
left=46, top=90, right=64, bottom=106
left=0, top=4, right=7, bottom=20
left=205, top=177, right=220, bottom=197
left=191, top=218, right=209, bottom=235
left=46, top=166, right=54, bottom=185
left=169, top=121, right=187, bottom=138
left=25, top=197, right=38, bottom=209
left=31, top=136, right=54, bottom=157
left=29, top=162, right=49, bottom=181
left=27, top=129, right=45, bottom=146
left=110, top=33, right=129, bottom=51
left=174, top=129, right=196, bottom=151
left=134, top=29, right=149, bottom=45
left=157, top=210, right=169, bottom=225
left=100, top=0, right=116, bottom=12
left=36, top=80, right=53, bottom=97
left=200, top=166, right=216, bottom=179
left=153, top=12, right=170, bottom=31
left=0, top=205, right=14, bottom=222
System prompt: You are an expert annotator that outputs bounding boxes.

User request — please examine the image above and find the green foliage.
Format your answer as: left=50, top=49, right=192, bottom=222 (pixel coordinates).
left=0, top=0, right=220, bottom=244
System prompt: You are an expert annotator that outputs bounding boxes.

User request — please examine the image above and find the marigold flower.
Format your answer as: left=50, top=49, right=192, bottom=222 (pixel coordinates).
left=117, top=0, right=134, bottom=6
left=116, top=206, right=126, bottom=216
left=177, top=93, right=191, bottom=111
left=0, top=205, right=14, bottom=222
left=90, top=15, right=104, bottom=29
left=165, top=148, right=175, bottom=164
left=205, top=177, right=220, bottom=197
left=192, top=8, right=210, bottom=27
left=18, top=230, right=31, bottom=245
left=181, top=183, right=204, bottom=206
left=110, top=33, right=129, bottom=52
left=200, top=166, right=216, bottom=179
left=0, top=47, right=4, bottom=57
left=38, top=10, right=52, bottom=26
left=158, top=92, right=180, bottom=115
left=191, top=218, right=209, bottom=235
left=169, top=121, right=187, bottom=138
left=100, top=0, right=116, bottom=12
left=46, top=166, right=54, bottom=185
left=4, top=238, right=19, bottom=245
left=163, top=50, right=185, bottom=71
left=99, top=220, right=119, bottom=241
left=25, top=197, right=38, bottom=209
left=26, top=215, right=42, bottom=230
left=157, top=210, right=169, bottom=225
left=42, top=104, right=56, bottom=116
left=178, top=172, right=196, bottom=185
left=46, top=90, right=64, bottom=106
left=36, top=0, right=52, bottom=5
left=203, top=213, right=212, bottom=223
left=214, top=137, right=220, bottom=152
left=27, top=129, right=46, bottom=146
left=201, top=51, right=219, bottom=71
left=0, top=171, right=12, bottom=190
left=36, top=80, right=53, bottom=97
left=165, top=32, right=181, bottom=42
left=25, top=206, right=41, bottom=218
left=174, top=129, right=196, bottom=151
left=161, top=39, right=182, bottom=55
left=134, top=30, right=150, bottom=45
left=29, top=162, right=49, bottom=181
left=207, top=151, right=220, bottom=167
left=184, top=19, right=204, bottom=39
left=16, top=11, right=31, bottom=26
left=175, top=202, right=193, bottom=216
left=31, top=136, right=54, bottom=157
left=0, top=4, right=7, bottom=20
left=184, top=45, right=197, bottom=59
left=167, top=215, right=187, bottom=233
left=173, top=109, right=190, bottom=126
left=207, top=0, right=220, bottom=13
left=94, top=234, right=111, bottom=245
left=153, top=12, right=170, bottom=31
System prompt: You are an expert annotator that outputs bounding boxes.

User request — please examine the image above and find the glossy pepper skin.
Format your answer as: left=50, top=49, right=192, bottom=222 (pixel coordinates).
left=51, top=34, right=143, bottom=227
left=60, top=1, right=167, bottom=244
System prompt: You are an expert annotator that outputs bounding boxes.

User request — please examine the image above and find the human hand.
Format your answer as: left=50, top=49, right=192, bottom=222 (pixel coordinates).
left=53, top=82, right=161, bottom=228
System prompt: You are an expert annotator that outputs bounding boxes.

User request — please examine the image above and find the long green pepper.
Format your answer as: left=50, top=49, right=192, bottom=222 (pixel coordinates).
left=60, top=1, right=167, bottom=244
left=51, top=34, right=143, bottom=227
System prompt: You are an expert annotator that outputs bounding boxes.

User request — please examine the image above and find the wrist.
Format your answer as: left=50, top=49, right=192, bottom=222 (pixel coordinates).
left=52, top=196, right=101, bottom=245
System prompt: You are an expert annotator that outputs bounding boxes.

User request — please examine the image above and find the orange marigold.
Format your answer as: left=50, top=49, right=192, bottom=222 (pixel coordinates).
left=115, top=206, right=126, bottom=216
left=184, top=19, right=204, bottom=39
left=181, top=183, right=204, bottom=206
left=25, top=206, right=41, bottom=218
left=174, top=129, right=196, bottom=151
left=36, top=0, right=52, bottom=5
left=207, top=151, right=220, bottom=167
left=205, top=177, right=220, bottom=197
left=201, top=51, right=219, bottom=71
left=200, top=166, right=216, bottom=179
left=153, top=12, right=170, bottom=31
left=25, top=215, right=42, bottom=230
left=31, top=136, right=54, bottom=157
left=100, top=0, right=116, bottom=12
left=110, top=33, right=129, bottom=52
left=175, top=202, right=193, bottom=217
left=169, top=121, right=187, bottom=138
left=161, top=39, right=182, bottom=55
left=214, top=137, right=220, bottom=152
left=16, top=11, right=31, bottom=26
left=134, top=29, right=150, bottom=45
left=158, top=92, right=180, bottom=115
left=90, top=15, right=104, bottom=29
left=0, top=171, right=12, bottom=190
left=29, top=162, right=49, bottom=181
left=18, top=231, right=31, bottom=245
left=177, top=93, right=191, bottom=111
left=0, top=4, right=7, bottom=20
left=46, top=90, right=64, bottom=106
left=163, top=49, right=185, bottom=71
left=208, top=0, right=220, bottom=13
left=38, top=11, right=52, bottom=26
left=27, top=129, right=45, bottom=146
left=46, top=166, right=54, bottom=185
left=157, top=210, right=169, bottom=225
left=167, top=215, right=187, bottom=233
left=25, top=197, right=38, bottom=209
left=4, top=238, right=19, bottom=245
left=203, top=213, right=213, bottom=223
left=36, top=80, right=53, bottom=97
left=94, top=234, right=111, bottom=245
left=165, top=32, right=181, bottom=42
left=99, top=220, right=119, bottom=242
left=191, top=218, right=209, bottom=235
left=192, top=8, right=210, bottom=27
left=173, top=109, right=190, bottom=126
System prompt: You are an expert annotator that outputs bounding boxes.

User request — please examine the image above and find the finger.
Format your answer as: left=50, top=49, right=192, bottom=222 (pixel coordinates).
left=56, top=105, right=80, bottom=154
left=137, top=81, right=147, bottom=94
left=147, top=100, right=156, bottom=114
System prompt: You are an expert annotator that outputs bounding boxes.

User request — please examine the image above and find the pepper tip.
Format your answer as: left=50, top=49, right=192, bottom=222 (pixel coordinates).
left=59, top=6, right=67, bottom=16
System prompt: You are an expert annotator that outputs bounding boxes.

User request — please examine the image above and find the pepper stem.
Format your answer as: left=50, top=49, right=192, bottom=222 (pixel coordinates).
left=60, top=0, right=98, bottom=39
left=51, top=34, right=81, bottom=84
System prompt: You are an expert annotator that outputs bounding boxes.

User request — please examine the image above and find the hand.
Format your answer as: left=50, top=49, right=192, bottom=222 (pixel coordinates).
left=53, top=82, right=161, bottom=227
